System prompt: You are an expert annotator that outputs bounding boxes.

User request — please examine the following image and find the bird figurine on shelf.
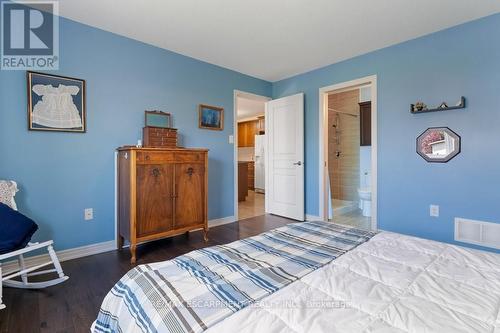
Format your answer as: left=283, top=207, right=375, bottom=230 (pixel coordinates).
left=414, top=102, right=427, bottom=112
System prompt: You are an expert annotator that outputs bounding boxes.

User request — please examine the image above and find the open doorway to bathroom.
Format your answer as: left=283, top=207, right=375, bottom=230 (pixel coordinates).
left=234, top=92, right=271, bottom=220
left=318, top=75, right=377, bottom=231
left=327, top=87, right=371, bottom=229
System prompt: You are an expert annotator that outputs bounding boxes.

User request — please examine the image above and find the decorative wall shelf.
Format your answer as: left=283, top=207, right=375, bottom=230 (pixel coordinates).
left=411, top=96, right=465, bottom=114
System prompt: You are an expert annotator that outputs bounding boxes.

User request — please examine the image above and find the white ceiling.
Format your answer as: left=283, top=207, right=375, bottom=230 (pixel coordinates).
left=57, top=0, right=500, bottom=81
left=237, top=97, right=265, bottom=121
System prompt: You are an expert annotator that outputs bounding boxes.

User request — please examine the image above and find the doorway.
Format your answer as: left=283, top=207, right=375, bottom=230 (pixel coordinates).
left=319, top=76, right=377, bottom=230
left=234, top=91, right=270, bottom=220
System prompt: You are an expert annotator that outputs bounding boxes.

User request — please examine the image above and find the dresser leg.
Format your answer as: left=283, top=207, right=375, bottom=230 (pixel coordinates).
left=130, top=244, right=137, bottom=264
left=203, top=228, right=208, bottom=242
left=117, top=235, right=124, bottom=250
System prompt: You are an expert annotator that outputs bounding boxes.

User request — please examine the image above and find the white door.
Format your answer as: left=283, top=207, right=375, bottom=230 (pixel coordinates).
left=265, top=93, right=304, bottom=221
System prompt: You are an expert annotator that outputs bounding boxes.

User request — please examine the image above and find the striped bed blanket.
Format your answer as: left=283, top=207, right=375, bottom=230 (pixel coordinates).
left=93, top=221, right=376, bottom=333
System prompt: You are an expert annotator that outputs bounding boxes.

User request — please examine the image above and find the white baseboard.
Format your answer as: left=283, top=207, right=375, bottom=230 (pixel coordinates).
left=208, top=216, right=237, bottom=227
left=305, top=214, right=323, bottom=221
left=3, top=216, right=238, bottom=274
left=2, top=240, right=116, bottom=275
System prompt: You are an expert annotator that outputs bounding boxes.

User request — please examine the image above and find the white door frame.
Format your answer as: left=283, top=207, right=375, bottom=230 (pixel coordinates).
left=233, top=90, right=272, bottom=220
left=318, top=75, right=378, bottom=230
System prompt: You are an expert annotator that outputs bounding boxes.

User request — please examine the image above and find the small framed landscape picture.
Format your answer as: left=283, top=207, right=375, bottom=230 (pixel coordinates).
left=27, top=71, right=86, bottom=133
left=198, top=104, right=223, bottom=131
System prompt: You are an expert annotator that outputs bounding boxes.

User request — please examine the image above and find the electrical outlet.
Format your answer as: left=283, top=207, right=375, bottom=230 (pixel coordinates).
left=229, top=135, right=234, bottom=144
left=84, top=208, right=94, bottom=221
left=430, top=205, right=439, bottom=217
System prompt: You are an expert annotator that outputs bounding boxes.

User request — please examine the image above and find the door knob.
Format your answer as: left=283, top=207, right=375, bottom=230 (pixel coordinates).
left=293, top=161, right=302, bottom=166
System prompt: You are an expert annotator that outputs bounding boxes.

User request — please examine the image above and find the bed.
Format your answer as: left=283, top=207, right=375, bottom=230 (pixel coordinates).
left=93, top=221, right=500, bottom=333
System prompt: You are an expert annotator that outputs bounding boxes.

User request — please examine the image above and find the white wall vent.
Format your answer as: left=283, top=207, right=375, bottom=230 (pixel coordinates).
left=454, top=218, right=500, bottom=250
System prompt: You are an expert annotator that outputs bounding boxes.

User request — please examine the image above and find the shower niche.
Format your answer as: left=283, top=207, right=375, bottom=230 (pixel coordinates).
left=359, top=101, right=371, bottom=146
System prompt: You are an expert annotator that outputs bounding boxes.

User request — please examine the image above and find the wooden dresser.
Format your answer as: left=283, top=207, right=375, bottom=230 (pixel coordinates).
left=117, top=147, right=209, bottom=263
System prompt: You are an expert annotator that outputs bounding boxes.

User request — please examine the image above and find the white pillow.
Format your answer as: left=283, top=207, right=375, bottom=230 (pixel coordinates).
left=0, top=180, right=18, bottom=210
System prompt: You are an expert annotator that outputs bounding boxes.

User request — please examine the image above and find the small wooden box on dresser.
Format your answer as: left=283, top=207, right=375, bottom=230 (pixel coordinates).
left=117, top=147, right=209, bottom=263
left=143, top=127, right=178, bottom=147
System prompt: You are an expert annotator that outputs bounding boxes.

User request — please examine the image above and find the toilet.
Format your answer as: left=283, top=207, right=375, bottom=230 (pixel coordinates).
left=358, top=188, right=371, bottom=217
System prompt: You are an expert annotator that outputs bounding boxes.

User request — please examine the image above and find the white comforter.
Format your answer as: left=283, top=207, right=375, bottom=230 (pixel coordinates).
left=206, top=231, right=500, bottom=333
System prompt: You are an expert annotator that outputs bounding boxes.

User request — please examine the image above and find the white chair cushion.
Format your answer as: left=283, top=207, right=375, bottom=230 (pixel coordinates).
left=0, top=180, right=18, bottom=210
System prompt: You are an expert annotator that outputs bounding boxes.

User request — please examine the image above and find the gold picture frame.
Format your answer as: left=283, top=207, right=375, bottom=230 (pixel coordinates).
left=198, top=104, right=224, bottom=131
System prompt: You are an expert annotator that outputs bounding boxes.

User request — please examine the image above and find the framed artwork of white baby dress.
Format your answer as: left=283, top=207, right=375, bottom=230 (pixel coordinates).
left=27, top=71, right=86, bottom=133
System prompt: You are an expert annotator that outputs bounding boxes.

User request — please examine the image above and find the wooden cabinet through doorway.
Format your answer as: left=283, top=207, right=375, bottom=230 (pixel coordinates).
left=238, top=120, right=258, bottom=147
left=257, top=116, right=265, bottom=134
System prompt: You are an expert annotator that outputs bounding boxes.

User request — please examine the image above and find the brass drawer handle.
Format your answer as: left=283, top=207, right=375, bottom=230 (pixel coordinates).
left=186, top=167, right=194, bottom=177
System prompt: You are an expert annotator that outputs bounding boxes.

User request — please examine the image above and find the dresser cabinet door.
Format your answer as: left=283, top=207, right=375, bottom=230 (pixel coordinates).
left=174, top=163, right=205, bottom=228
left=136, top=164, right=174, bottom=237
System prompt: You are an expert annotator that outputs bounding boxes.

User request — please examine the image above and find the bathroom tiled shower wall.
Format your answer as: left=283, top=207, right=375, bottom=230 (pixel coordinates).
left=328, top=89, right=360, bottom=202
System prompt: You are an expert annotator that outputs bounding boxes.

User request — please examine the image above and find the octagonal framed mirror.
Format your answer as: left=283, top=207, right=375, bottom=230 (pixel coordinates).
left=416, top=127, right=461, bottom=163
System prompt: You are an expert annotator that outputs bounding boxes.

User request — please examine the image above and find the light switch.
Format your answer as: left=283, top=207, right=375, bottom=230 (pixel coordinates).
left=229, top=135, right=234, bottom=144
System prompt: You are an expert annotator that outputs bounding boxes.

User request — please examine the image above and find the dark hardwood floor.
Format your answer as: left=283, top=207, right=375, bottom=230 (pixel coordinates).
left=0, top=214, right=293, bottom=333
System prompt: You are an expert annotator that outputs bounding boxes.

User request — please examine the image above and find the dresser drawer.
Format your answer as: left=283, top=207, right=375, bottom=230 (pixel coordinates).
left=148, top=137, right=177, bottom=147
left=148, top=128, right=178, bottom=137
left=174, top=152, right=205, bottom=163
left=162, top=129, right=177, bottom=138
left=136, top=151, right=175, bottom=163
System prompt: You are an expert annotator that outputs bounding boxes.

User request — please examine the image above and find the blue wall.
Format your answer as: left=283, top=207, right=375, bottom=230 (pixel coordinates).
left=0, top=17, right=271, bottom=250
left=2, top=11, right=499, bottom=253
left=273, top=14, right=500, bottom=252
